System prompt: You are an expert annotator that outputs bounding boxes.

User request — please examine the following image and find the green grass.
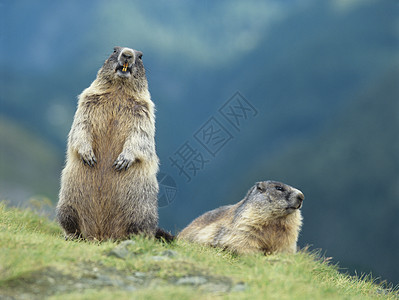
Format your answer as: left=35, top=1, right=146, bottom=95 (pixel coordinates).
left=0, top=202, right=397, bottom=299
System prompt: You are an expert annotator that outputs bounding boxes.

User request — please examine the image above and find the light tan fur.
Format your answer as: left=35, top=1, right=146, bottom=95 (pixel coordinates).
left=178, top=181, right=304, bottom=254
left=56, top=47, right=159, bottom=240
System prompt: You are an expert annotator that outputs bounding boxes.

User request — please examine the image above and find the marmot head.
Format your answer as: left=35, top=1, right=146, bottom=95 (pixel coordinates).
left=238, top=181, right=304, bottom=219
left=97, top=46, right=147, bottom=90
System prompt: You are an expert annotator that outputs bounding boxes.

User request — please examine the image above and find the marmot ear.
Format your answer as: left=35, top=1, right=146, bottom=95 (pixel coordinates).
left=256, top=182, right=266, bottom=193
left=135, top=50, right=143, bottom=60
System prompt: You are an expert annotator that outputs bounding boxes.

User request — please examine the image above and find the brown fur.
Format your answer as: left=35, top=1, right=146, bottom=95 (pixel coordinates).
left=178, top=181, right=304, bottom=254
left=56, top=47, right=159, bottom=240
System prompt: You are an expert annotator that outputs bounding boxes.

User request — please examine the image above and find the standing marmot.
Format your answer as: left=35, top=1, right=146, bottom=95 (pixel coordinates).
left=56, top=46, right=159, bottom=241
left=178, top=181, right=304, bottom=254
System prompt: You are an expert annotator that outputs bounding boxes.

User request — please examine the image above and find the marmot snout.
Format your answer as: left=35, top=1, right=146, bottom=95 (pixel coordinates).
left=113, top=47, right=142, bottom=78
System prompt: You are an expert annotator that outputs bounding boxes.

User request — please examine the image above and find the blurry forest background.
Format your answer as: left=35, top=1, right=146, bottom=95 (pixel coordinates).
left=1, top=0, right=398, bottom=286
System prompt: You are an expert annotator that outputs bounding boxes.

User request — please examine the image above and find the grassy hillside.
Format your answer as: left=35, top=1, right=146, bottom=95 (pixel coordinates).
left=0, top=203, right=397, bottom=299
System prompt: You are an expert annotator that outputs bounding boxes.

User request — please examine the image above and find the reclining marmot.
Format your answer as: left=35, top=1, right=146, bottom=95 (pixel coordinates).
left=178, top=181, right=304, bottom=254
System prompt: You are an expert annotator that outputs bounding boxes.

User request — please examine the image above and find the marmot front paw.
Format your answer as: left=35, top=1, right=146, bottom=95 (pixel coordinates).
left=113, top=153, right=136, bottom=171
left=79, top=149, right=97, bottom=167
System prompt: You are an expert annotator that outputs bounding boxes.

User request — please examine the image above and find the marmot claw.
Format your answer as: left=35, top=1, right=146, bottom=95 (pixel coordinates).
left=113, top=153, right=135, bottom=171
left=80, top=150, right=97, bottom=167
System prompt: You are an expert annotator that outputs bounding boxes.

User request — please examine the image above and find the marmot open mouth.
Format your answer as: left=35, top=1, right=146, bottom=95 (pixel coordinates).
left=116, top=63, right=132, bottom=77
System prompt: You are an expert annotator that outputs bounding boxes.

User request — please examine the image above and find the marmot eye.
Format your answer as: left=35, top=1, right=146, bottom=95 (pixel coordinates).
left=275, top=186, right=285, bottom=191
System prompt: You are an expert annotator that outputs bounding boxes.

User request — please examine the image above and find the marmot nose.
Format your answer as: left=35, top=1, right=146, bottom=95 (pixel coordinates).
left=120, top=49, right=135, bottom=64
left=296, top=192, right=304, bottom=203
left=122, top=53, right=133, bottom=60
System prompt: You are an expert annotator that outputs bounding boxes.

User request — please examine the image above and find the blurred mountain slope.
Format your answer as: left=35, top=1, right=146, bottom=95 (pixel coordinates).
left=0, top=117, right=63, bottom=205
